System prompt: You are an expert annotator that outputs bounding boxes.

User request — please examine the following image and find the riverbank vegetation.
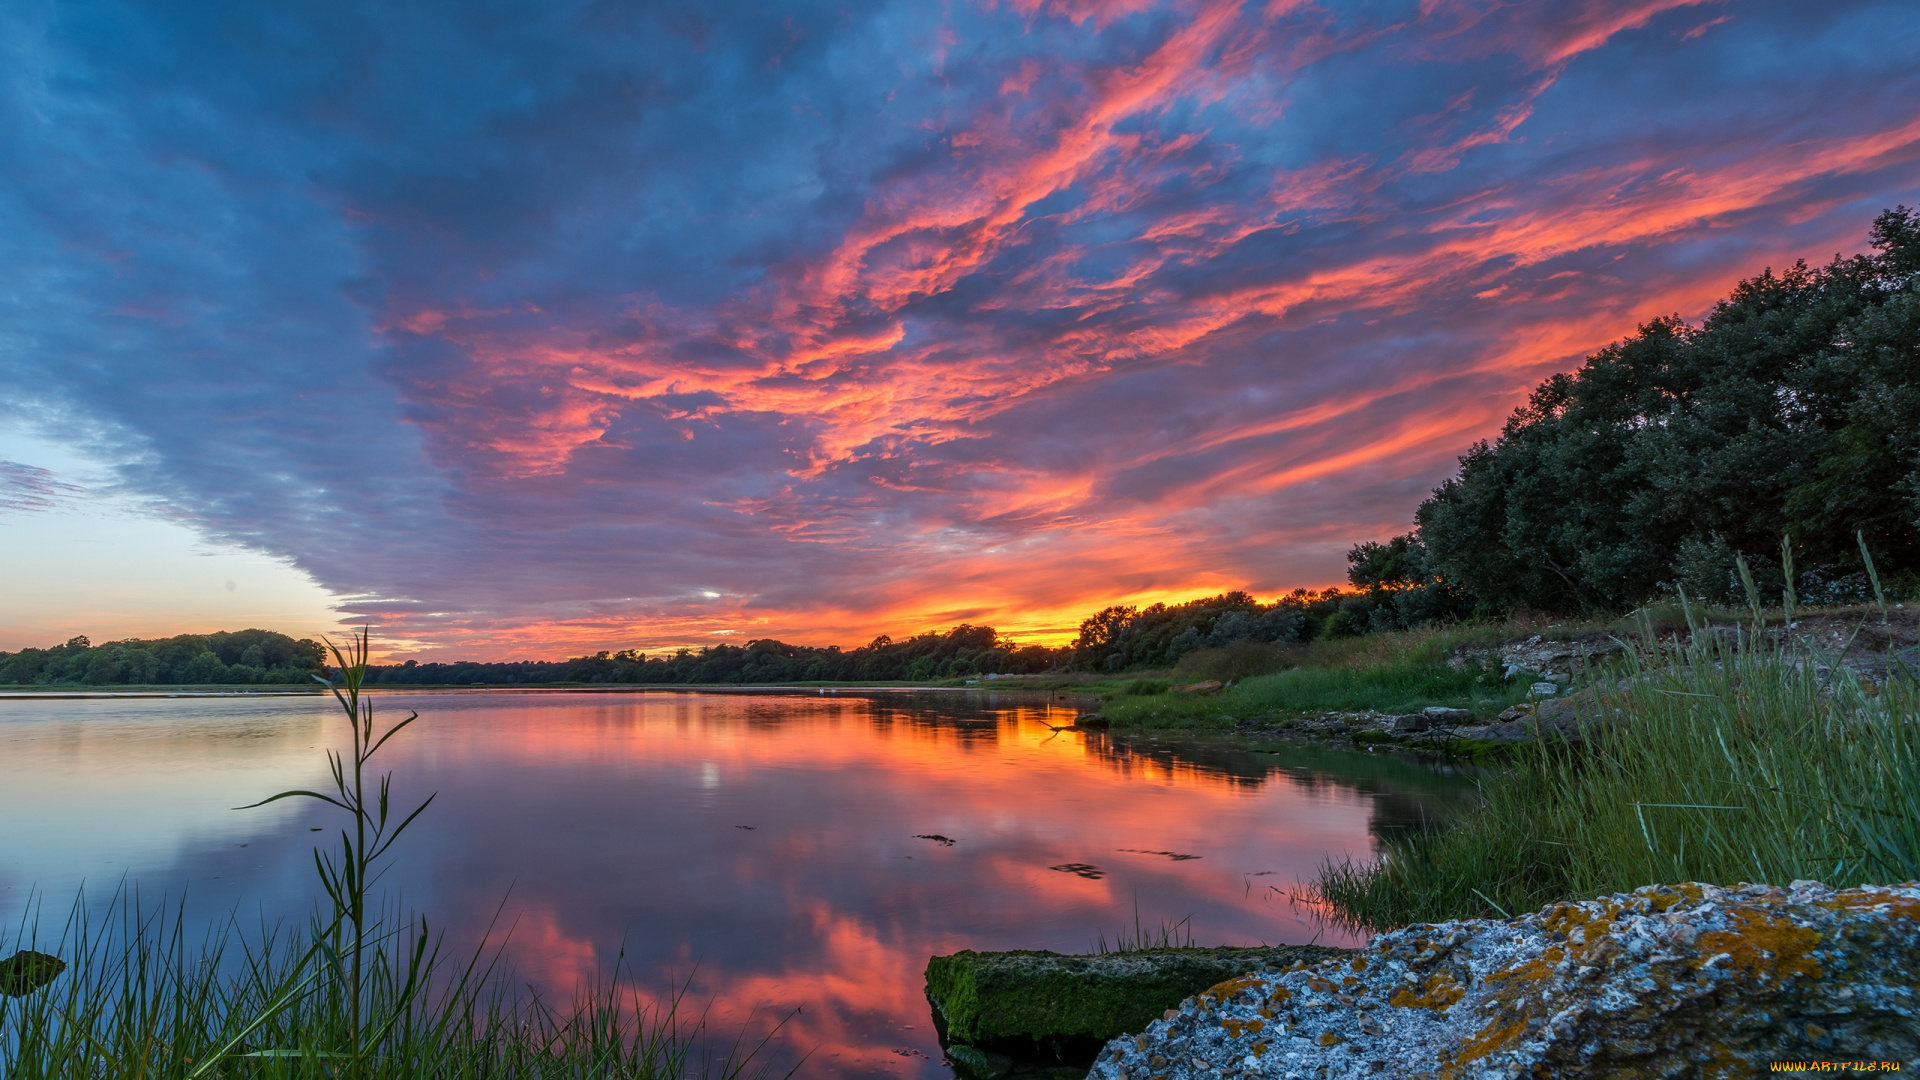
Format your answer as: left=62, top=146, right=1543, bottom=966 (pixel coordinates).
left=1096, top=626, right=1535, bottom=728
left=1313, top=616, right=1920, bottom=929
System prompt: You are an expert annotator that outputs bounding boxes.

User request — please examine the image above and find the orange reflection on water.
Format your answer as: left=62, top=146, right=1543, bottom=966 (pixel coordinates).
left=0, top=690, right=1475, bottom=1080
left=351, top=691, right=1466, bottom=1077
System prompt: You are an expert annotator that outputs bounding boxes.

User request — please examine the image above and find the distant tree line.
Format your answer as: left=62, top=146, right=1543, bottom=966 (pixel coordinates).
left=1065, top=577, right=1471, bottom=673
left=0, top=629, right=326, bottom=686
left=356, top=624, right=1064, bottom=686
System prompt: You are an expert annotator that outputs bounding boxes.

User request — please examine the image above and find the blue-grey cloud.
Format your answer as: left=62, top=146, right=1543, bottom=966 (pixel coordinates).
left=2, top=0, right=1917, bottom=654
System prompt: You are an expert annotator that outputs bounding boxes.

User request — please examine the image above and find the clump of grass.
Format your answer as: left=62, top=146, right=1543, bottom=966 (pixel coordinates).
left=1092, top=906, right=1196, bottom=955
left=1314, top=609, right=1920, bottom=929
left=1171, top=640, right=1299, bottom=683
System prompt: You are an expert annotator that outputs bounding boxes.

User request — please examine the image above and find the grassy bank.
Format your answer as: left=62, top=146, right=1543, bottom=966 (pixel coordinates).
left=1314, top=618, right=1920, bottom=929
left=1095, top=625, right=1571, bottom=730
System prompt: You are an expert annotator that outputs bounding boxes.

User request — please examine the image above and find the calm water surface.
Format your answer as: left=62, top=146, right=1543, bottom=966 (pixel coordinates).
left=0, top=689, right=1475, bottom=1077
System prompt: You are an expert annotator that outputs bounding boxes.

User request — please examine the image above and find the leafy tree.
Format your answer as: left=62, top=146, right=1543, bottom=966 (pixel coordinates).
left=1415, top=207, right=1920, bottom=612
left=0, top=629, right=326, bottom=686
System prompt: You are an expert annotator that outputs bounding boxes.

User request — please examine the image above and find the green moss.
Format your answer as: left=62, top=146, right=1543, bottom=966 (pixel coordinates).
left=924, top=945, right=1344, bottom=1046
left=0, top=951, right=64, bottom=998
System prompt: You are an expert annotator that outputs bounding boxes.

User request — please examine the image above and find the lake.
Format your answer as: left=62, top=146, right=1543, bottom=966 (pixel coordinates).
left=0, top=688, right=1476, bottom=1078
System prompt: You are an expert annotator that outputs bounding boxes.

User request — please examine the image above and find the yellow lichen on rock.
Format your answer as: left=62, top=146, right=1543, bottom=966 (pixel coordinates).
left=1388, top=969, right=1467, bottom=1012
left=1197, top=973, right=1266, bottom=1006
left=1087, top=881, right=1920, bottom=1080
left=1694, top=908, right=1824, bottom=982
left=1443, top=1014, right=1530, bottom=1074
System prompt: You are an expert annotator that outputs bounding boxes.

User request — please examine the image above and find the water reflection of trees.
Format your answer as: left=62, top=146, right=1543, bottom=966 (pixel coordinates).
left=829, top=690, right=1483, bottom=849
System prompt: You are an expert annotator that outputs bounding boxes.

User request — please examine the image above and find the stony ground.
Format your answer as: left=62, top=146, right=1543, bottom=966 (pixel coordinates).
left=1086, top=881, right=1919, bottom=1079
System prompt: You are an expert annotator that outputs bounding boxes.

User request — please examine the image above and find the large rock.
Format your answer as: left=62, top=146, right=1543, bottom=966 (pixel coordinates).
left=1087, top=881, right=1919, bottom=1078
left=925, top=946, right=1345, bottom=1075
left=1450, top=634, right=1624, bottom=683
left=0, top=950, right=64, bottom=997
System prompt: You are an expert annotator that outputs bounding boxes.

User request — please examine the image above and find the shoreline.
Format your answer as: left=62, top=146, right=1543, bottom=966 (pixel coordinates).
left=0, top=677, right=1121, bottom=698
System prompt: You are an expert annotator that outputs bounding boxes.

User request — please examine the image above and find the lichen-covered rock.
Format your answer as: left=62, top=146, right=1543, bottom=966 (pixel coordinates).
left=1087, top=881, right=1918, bottom=1079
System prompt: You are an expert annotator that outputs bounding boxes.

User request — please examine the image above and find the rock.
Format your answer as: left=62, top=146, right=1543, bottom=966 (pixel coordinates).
left=1073, top=714, right=1111, bottom=730
left=925, top=945, right=1346, bottom=1071
left=1528, top=681, right=1560, bottom=696
left=1087, top=881, right=1920, bottom=1079
left=0, top=950, right=64, bottom=997
left=1421, top=706, right=1472, bottom=725
left=1386, top=713, right=1430, bottom=734
left=1452, top=634, right=1625, bottom=684
left=946, top=1043, right=1015, bottom=1078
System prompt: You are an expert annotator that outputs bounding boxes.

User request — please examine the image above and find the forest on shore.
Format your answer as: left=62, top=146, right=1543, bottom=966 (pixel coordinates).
left=5, top=208, right=1915, bottom=688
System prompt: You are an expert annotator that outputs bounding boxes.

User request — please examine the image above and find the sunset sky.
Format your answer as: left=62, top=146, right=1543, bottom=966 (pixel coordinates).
left=3, top=0, right=1918, bottom=658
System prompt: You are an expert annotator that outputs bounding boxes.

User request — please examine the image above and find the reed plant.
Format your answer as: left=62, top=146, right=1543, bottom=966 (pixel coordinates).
left=1, top=628, right=782, bottom=1079
left=1315, top=588, right=1920, bottom=929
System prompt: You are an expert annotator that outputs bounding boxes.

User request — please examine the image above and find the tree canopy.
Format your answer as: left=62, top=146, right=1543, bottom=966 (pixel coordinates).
left=1411, top=206, right=1920, bottom=613
left=0, top=629, right=326, bottom=686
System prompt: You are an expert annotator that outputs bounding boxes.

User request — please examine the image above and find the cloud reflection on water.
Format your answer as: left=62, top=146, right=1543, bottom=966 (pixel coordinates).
left=0, top=689, right=1476, bottom=1078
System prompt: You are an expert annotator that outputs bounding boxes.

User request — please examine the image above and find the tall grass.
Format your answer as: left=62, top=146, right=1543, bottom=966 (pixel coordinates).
left=1315, top=613, right=1920, bottom=929
left=1, top=892, right=768, bottom=1079
left=1, top=630, right=783, bottom=1078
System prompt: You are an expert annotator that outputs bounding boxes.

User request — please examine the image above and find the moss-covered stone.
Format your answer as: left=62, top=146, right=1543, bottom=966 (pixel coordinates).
left=924, top=944, right=1345, bottom=1049
left=0, top=950, right=65, bottom=997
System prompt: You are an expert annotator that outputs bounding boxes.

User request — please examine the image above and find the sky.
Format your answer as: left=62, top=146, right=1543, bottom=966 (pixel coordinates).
left=2, top=0, right=1918, bottom=659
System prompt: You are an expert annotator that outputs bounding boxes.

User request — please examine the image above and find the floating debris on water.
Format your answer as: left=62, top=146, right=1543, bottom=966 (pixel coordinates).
left=1119, top=848, right=1201, bottom=861
left=914, top=834, right=956, bottom=846
left=734, top=825, right=757, bottom=830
